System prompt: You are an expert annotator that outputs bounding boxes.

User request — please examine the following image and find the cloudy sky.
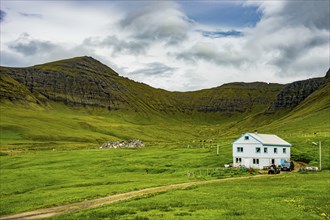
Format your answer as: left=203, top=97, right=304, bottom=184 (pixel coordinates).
left=1, top=1, right=329, bottom=91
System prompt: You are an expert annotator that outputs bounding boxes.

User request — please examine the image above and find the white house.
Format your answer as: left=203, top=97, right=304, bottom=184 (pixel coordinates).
left=232, top=132, right=291, bottom=169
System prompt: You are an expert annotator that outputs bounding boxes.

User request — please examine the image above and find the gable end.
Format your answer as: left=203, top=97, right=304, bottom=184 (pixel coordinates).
left=232, top=132, right=263, bottom=145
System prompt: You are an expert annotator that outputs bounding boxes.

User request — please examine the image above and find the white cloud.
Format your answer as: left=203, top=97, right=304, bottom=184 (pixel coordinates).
left=9, top=33, right=56, bottom=56
left=83, top=35, right=149, bottom=56
left=0, top=1, right=329, bottom=91
left=242, top=1, right=329, bottom=78
left=0, top=1, right=120, bottom=45
left=119, top=1, right=192, bottom=45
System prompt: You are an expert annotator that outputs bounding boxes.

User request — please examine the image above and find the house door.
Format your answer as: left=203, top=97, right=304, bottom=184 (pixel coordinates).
left=243, top=158, right=250, bottom=167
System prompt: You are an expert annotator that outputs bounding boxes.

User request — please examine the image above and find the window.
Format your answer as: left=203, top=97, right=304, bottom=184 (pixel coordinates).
left=237, top=147, right=243, bottom=153
left=264, top=147, right=268, bottom=153
left=271, top=159, right=275, bottom=164
left=256, top=147, right=261, bottom=153
left=283, top=148, right=286, bottom=154
left=236, top=158, right=242, bottom=163
left=253, top=159, right=259, bottom=164
left=244, top=136, right=249, bottom=140
left=274, top=148, right=278, bottom=154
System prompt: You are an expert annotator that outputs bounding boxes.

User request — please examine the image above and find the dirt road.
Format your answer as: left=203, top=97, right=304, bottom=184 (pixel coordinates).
left=0, top=175, right=267, bottom=220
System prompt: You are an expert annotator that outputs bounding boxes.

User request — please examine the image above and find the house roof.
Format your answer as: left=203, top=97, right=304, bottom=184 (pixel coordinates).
left=233, top=132, right=292, bottom=146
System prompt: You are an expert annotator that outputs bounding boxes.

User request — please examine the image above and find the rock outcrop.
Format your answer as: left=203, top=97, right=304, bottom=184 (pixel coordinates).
left=0, top=57, right=128, bottom=109
left=100, top=139, right=144, bottom=149
left=173, top=82, right=283, bottom=113
left=268, top=71, right=329, bottom=112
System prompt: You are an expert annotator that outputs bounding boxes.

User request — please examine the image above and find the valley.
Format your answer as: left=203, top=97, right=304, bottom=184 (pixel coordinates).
left=0, top=57, right=329, bottom=219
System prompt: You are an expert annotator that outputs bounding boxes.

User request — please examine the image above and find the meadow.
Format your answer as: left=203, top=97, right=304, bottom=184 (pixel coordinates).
left=0, top=144, right=241, bottom=216
left=48, top=172, right=330, bottom=220
left=0, top=141, right=329, bottom=218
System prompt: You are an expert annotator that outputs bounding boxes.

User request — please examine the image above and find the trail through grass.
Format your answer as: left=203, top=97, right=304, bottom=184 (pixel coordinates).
left=0, top=145, right=254, bottom=216
left=48, top=172, right=330, bottom=220
left=0, top=175, right=267, bottom=220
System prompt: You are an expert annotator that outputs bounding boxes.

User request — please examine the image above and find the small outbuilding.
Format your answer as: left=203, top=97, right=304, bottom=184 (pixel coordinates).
left=232, top=132, right=291, bottom=169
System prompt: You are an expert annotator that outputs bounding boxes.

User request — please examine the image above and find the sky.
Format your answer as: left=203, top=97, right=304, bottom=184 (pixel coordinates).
left=0, top=0, right=329, bottom=91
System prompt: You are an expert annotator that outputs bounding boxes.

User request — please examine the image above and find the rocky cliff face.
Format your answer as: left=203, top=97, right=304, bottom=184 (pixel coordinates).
left=0, top=57, right=134, bottom=110
left=176, top=82, right=283, bottom=113
left=268, top=69, right=329, bottom=112
left=1, top=56, right=327, bottom=115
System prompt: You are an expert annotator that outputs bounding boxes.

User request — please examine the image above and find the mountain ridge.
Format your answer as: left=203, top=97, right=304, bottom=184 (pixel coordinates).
left=0, top=56, right=329, bottom=116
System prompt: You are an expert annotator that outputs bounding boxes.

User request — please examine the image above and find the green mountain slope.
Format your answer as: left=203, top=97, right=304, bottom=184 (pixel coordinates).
left=0, top=57, right=329, bottom=152
left=0, top=56, right=283, bottom=115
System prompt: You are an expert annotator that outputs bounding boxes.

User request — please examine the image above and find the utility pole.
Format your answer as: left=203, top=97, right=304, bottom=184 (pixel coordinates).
left=312, top=141, right=322, bottom=171
left=216, top=145, right=219, bottom=156
left=319, top=141, right=322, bottom=171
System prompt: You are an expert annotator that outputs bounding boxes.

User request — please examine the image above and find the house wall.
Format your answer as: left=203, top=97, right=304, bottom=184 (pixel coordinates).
left=232, top=134, right=290, bottom=169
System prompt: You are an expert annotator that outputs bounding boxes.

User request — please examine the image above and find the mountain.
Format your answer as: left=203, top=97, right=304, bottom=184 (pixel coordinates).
left=1, top=56, right=146, bottom=110
left=0, top=56, right=283, bottom=114
left=0, top=56, right=329, bottom=147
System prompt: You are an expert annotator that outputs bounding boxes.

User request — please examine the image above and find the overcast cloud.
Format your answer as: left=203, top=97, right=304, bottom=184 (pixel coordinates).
left=129, top=62, right=176, bottom=76
left=0, top=0, right=329, bottom=91
left=0, top=9, right=6, bottom=22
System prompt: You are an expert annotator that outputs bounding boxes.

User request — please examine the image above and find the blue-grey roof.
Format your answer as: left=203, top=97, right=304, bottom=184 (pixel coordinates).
left=234, top=132, right=291, bottom=146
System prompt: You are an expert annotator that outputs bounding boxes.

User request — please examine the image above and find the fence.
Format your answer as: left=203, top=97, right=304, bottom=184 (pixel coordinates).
left=186, top=167, right=253, bottom=178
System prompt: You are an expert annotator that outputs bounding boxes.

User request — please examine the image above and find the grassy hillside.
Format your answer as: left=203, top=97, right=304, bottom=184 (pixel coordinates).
left=0, top=57, right=329, bottom=162
left=1, top=90, right=329, bottom=170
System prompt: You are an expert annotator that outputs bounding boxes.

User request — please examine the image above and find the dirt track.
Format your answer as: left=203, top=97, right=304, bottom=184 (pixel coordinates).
left=0, top=175, right=267, bottom=220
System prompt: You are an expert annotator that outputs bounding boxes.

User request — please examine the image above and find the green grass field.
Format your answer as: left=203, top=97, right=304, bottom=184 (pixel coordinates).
left=0, top=144, right=244, bottom=216
left=0, top=142, right=329, bottom=218
left=48, top=172, right=330, bottom=220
